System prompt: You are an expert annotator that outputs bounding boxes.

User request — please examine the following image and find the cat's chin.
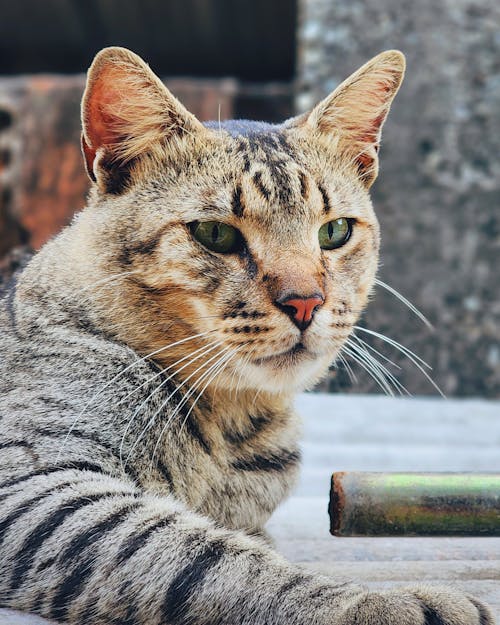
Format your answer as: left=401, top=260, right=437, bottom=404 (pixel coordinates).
left=231, top=349, right=334, bottom=395
left=252, top=342, right=311, bottom=367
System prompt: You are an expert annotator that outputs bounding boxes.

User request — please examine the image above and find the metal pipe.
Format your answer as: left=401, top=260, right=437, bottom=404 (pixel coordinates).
left=329, top=472, right=500, bottom=536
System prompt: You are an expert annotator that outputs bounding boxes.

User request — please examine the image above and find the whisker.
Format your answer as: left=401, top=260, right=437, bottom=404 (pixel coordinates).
left=228, top=343, right=252, bottom=400
left=150, top=347, right=239, bottom=465
left=118, top=340, right=224, bottom=463
left=56, top=329, right=217, bottom=462
left=246, top=344, right=267, bottom=407
left=229, top=341, right=261, bottom=401
left=342, top=344, right=395, bottom=396
left=248, top=344, right=268, bottom=403
left=222, top=342, right=261, bottom=408
left=374, top=278, right=433, bottom=329
left=117, top=338, right=221, bottom=406
left=178, top=348, right=240, bottom=439
left=180, top=348, right=238, bottom=432
left=354, top=326, right=431, bottom=368
left=121, top=343, right=227, bottom=463
left=350, top=334, right=401, bottom=370
left=124, top=345, right=232, bottom=465
left=250, top=386, right=264, bottom=409
left=234, top=346, right=255, bottom=397
left=228, top=362, right=240, bottom=402
left=346, top=338, right=410, bottom=396
left=353, top=326, right=445, bottom=398
left=336, top=352, right=358, bottom=384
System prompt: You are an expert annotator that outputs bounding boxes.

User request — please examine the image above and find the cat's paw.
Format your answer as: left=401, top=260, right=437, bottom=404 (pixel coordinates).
left=336, top=585, right=494, bottom=625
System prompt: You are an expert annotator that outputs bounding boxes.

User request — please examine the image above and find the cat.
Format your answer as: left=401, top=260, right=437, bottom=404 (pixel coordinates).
left=0, top=46, right=493, bottom=625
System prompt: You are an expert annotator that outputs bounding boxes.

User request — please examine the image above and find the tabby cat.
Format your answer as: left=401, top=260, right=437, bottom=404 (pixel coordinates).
left=0, top=47, right=492, bottom=625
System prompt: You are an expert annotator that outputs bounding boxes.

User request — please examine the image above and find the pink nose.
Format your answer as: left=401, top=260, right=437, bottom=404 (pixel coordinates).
left=277, top=295, right=325, bottom=330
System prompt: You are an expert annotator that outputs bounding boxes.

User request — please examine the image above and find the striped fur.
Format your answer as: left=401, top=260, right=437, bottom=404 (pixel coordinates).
left=0, top=47, right=492, bottom=625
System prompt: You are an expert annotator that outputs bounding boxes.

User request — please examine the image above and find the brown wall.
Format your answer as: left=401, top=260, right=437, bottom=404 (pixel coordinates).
left=0, top=76, right=292, bottom=254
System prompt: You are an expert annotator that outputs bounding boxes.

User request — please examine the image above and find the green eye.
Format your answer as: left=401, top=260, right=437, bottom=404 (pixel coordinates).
left=191, top=221, right=241, bottom=254
left=318, top=218, right=352, bottom=250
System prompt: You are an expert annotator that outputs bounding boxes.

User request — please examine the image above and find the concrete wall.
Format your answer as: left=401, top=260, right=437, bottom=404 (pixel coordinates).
left=298, top=0, right=500, bottom=397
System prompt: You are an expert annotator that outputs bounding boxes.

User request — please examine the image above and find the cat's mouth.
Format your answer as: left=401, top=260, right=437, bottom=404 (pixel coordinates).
left=252, top=342, right=312, bottom=367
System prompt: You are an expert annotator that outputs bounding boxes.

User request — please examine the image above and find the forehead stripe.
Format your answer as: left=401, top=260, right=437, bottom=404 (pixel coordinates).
left=251, top=171, right=271, bottom=201
left=299, top=171, right=309, bottom=200
left=317, top=182, right=331, bottom=214
left=232, top=184, right=245, bottom=217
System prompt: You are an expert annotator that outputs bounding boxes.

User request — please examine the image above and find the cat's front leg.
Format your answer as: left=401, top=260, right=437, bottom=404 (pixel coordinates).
left=0, top=465, right=493, bottom=625
left=0, top=464, right=363, bottom=625
left=326, top=585, right=494, bottom=625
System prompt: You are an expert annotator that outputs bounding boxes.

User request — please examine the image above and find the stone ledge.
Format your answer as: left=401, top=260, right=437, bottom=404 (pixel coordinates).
left=0, top=610, right=56, bottom=625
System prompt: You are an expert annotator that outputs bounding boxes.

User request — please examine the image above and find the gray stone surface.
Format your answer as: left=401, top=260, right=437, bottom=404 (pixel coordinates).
left=0, top=611, right=55, bottom=625
left=269, top=393, right=500, bottom=619
left=298, top=0, right=500, bottom=398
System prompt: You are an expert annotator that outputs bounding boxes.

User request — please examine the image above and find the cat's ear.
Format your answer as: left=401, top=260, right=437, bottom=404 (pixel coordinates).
left=288, top=50, right=405, bottom=187
left=81, top=47, right=207, bottom=193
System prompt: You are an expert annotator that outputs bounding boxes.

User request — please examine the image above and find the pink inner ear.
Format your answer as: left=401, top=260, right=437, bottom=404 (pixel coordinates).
left=85, top=67, right=126, bottom=150
left=357, top=111, right=386, bottom=145
left=82, top=65, right=130, bottom=177
left=356, top=151, right=374, bottom=175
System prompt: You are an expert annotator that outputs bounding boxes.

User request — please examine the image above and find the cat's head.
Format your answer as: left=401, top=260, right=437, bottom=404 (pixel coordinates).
left=77, top=47, right=404, bottom=394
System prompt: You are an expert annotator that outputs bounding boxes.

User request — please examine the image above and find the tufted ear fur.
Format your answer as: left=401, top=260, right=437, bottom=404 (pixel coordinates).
left=81, top=46, right=208, bottom=194
left=289, top=50, right=405, bottom=187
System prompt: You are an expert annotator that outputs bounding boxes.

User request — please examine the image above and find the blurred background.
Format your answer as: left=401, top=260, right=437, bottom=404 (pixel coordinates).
left=0, top=0, right=498, bottom=398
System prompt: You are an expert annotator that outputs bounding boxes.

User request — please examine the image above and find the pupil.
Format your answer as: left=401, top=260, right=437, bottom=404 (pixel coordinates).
left=212, top=224, right=219, bottom=242
left=328, top=222, right=334, bottom=239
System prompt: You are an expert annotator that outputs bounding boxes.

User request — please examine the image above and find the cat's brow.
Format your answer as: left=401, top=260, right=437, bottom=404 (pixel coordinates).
left=316, top=182, right=331, bottom=214
left=231, top=184, right=245, bottom=217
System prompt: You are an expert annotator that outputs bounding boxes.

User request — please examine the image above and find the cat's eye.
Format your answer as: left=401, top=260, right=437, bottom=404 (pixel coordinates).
left=318, top=218, right=353, bottom=250
left=191, top=221, right=242, bottom=254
